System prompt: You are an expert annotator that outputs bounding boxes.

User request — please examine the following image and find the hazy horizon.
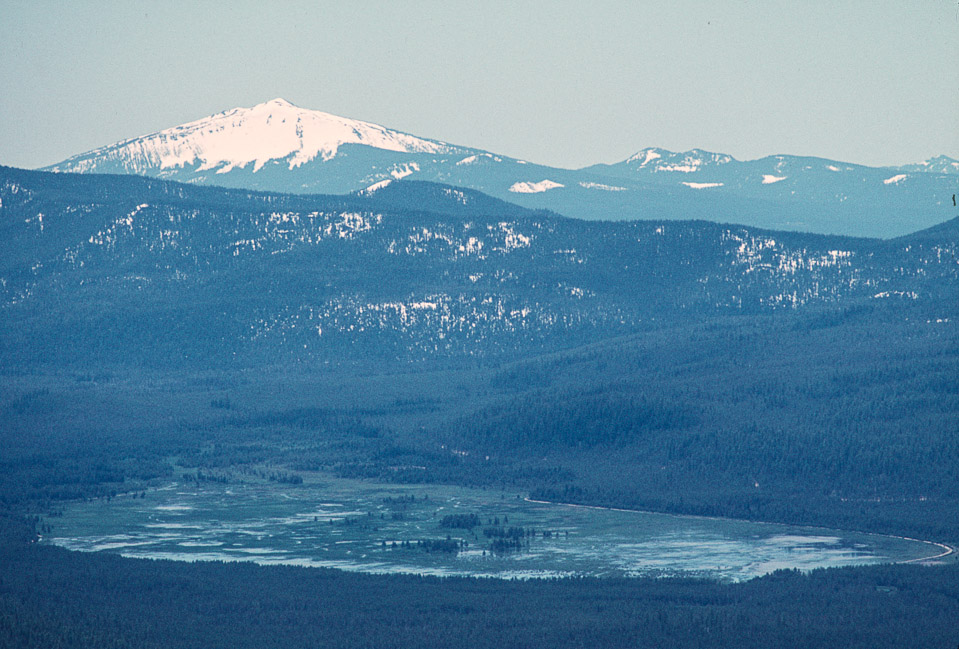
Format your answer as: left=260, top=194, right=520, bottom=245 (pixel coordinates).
left=2, top=1, right=957, bottom=170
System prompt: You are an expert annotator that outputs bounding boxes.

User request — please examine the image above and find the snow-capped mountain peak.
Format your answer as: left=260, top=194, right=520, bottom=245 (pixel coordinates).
left=262, top=97, right=294, bottom=108
left=624, top=147, right=735, bottom=172
left=47, top=99, right=462, bottom=176
left=896, top=155, right=959, bottom=175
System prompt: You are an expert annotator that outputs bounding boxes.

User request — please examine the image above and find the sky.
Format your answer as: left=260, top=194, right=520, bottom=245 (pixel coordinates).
left=1, top=1, right=957, bottom=170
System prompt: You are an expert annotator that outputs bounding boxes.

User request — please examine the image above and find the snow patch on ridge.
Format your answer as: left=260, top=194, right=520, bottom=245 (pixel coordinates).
left=660, top=163, right=701, bottom=173
left=509, top=180, right=564, bottom=194
left=626, top=149, right=663, bottom=166
left=389, top=163, right=420, bottom=179
left=579, top=182, right=627, bottom=191
left=883, top=174, right=907, bottom=185
left=360, top=179, right=392, bottom=195
left=454, top=153, right=502, bottom=166
left=682, top=182, right=723, bottom=189
left=762, top=175, right=787, bottom=184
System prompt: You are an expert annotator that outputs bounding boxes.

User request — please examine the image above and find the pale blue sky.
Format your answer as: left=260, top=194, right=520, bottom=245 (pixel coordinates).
left=1, top=1, right=956, bottom=170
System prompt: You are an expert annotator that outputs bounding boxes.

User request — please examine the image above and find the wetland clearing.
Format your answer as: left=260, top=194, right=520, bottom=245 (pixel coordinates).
left=43, top=472, right=940, bottom=582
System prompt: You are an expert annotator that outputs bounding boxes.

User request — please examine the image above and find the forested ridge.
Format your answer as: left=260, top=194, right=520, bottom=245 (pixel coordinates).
left=3, top=167, right=957, bottom=368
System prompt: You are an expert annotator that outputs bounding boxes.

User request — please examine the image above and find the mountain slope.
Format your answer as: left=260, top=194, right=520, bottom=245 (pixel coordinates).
left=41, top=100, right=958, bottom=238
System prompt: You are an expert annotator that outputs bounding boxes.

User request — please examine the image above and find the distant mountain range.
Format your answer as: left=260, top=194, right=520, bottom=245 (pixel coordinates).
left=43, top=99, right=958, bottom=238
left=2, top=166, right=956, bottom=369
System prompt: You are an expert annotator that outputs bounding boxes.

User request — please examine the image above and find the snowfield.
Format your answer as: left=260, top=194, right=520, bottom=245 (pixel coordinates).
left=509, top=180, right=564, bottom=193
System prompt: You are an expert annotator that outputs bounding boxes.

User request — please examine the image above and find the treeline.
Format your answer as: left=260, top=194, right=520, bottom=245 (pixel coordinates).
left=439, top=513, right=481, bottom=529
left=385, top=538, right=464, bottom=553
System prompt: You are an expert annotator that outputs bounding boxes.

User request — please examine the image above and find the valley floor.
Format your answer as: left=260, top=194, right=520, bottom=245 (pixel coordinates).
left=2, top=312, right=958, bottom=647
left=3, top=513, right=959, bottom=649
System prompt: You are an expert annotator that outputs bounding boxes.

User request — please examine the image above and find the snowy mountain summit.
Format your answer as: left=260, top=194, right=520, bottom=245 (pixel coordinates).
left=40, top=99, right=959, bottom=239
left=47, top=98, right=461, bottom=176
left=896, top=155, right=959, bottom=175
left=624, top=147, right=735, bottom=172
